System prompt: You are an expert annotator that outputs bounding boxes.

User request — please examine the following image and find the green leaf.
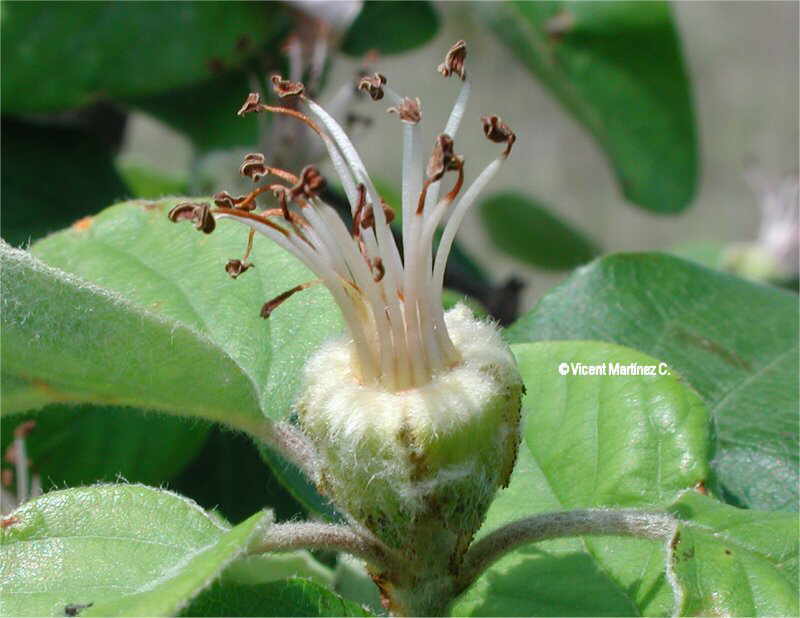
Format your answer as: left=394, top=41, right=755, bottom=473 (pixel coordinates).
left=0, top=240, right=263, bottom=433
left=480, top=2, right=697, bottom=213
left=1, top=2, right=285, bottom=113
left=452, top=340, right=711, bottom=617
left=181, top=579, right=370, bottom=617
left=342, top=1, right=439, bottom=56
left=1, top=118, right=129, bottom=247
left=1, top=408, right=208, bottom=489
left=668, top=491, right=799, bottom=616
left=479, top=192, right=600, bottom=270
left=507, top=253, right=800, bottom=512
left=0, top=484, right=270, bottom=617
left=1, top=198, right=343, bottom=430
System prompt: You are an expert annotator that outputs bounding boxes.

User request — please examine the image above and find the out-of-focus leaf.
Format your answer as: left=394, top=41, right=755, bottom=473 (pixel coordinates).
left=223, top=553, right=333, bottom=589
left=333, top=556, right=383, bottom=615
left=1, top=118, right=128, bottom=246
left=181, top=579, right=371, bottom=617
left=479, top=192, right=600, bottom=270
left=481, top=1, right=697, bottom=213
left=668, top=241, right=727, bottom=271
left=342, top=1, right=439, bottom=56
left=117, top=159, right=188, bottom=199
left=1, top=2, right=286, bottom=113
left=170, top=427, right=306, bottom=524
left=259, top=443, right=341, bottom=523
left=668, top=491, right=798, bottom=616
left=508, top=253, right=799, bottom=511
left=130, top=71, right=261, bottom=153
left=1, top=198, right=343, bottom=430
left=0, top=407, right=208, bottom=489
left=0, top=484, right=270, bottom=617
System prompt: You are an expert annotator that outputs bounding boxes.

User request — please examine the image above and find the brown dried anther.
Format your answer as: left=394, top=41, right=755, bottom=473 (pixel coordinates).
left=426, top=134, right=463, bottom=181
left=213, top=191, right=252, bottom=211
left=437, top=40, right=467, bottom=81
left=360, top=199, right=396, bottom=229
left=481, top=115, right=516, bottom=157
left=387, top=97, right=422, bottom=125
left=271, top=74, right=305, bottom=98
left=371, top=257, right=385, bottom=282
left=237, top=92, right=262, bottom=116
left=240, top=153, right=269, bottom=183
left=225, top=259, right=253, bottom=279
left=358, top=73, right=387, bottom=101
left=290, top=165, right=326, bottom=200
left=168, top=202, right=216, bottom=234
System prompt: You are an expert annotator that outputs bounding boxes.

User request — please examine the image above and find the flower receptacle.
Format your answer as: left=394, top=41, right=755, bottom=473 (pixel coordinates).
left=297, top=305, right=523, bottom=570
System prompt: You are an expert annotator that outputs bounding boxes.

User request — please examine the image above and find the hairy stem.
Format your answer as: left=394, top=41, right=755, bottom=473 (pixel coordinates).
left=249, top=521, right=401, bottom=573
left=253, top=420, right=321, bottom=486
left=458, top=509, right=676, bottom=592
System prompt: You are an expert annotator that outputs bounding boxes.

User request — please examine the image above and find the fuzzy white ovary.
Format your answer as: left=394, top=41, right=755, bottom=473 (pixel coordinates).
left=297, top=304, right=523, bottom=553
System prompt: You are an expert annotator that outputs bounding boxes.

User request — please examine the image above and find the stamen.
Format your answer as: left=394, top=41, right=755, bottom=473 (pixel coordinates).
left=418, top=135, right=463, bottom=213
left=237, top=91, right=326, bottom=138
left=213, top=191, right=252, bottom=211
left=226, top=228, right=256, bottom=279
left=360, top=200, right=396, bottom=229
left=437, top=40, right=467, bottom=81
left=358, top=73, right=387, bottom=101
left=272, top=187, right=313, bottom=246
left=290, top=165, right=326, bottom=200
left=226, top=258, right=254, bottom=278
left=184, top=39, right=514, bottom=390
left=260, top=280, right=320, bottom=318
left=240, top=153, right=269, bottom=183
left=271, top=74, right=305, bottom=98
left=234, top=184, right=290, bottom=212
left=481, top=115, right=516, bottom=157
left=168, top=202, right=215, bottom=234
left=212, top=207, right=291, bottom=237
left=266, top=166, right=300, bottom=186
left=387, top=97, right=422, bottom=125
left=371, top=257, right=385, bottom=282
left=352, top=184, right=369, bottom=236
left=237, top=92, right=262, bottom=116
